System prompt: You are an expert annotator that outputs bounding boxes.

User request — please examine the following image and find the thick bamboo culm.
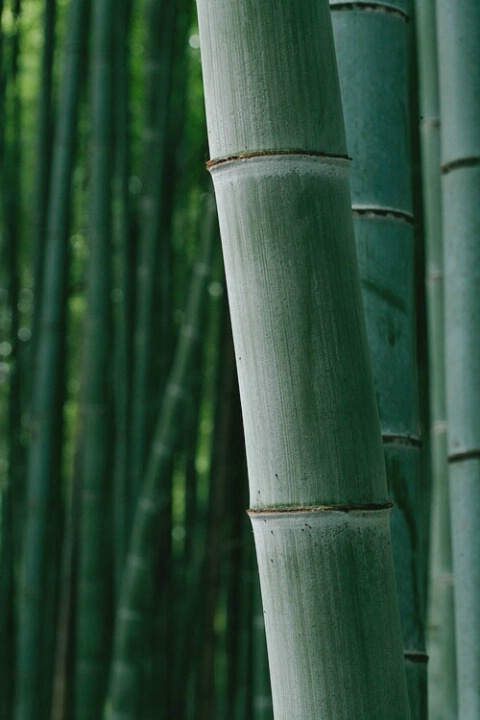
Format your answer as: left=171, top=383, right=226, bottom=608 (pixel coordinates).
left=415, top=0, right=457, bottom=717
left=330, top=2, right=426, bottom=716
left=436, top=2, right=480, bottom=718
left=196, top=1, right=410, bottom=718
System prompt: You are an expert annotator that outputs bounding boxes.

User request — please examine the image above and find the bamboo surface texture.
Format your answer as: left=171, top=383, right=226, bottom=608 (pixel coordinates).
left=415, top=0, right=457, bottom=716
left=197, top=0, right=411, bottom=717
left=436, top=2, right=480, bottom=718
left=330, top=2, right=426, bottom=716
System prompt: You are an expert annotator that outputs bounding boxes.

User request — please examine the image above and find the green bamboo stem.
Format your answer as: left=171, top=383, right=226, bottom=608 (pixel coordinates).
left=130, top=0, right=177, bottom=507
left=112, top=0, right=134, bottom=597
left=14, top=0, right=89, bottom=716
left=231, top=517, right=254, bottom=720
left=251, top=570, right=273, bottom=720
left=0, top=483, right=14, bottom=720
left=30, top=0, right=56, bottom=367
left=330, top=3, right=426, bottom=715
left=415, top=0, right=457, bottom=716
left=0, top=5, right=22, bottom=714
left=106, top=196, right=215, bottom=720
left=74, top=0, right=114, bottom=716
left=196, top=1, right=410, bottom=717
left=171, top=330, right=209, bottom=718
left=436, top=2, right=480, bottom=718
left=51, top=455, right=81, bottom=720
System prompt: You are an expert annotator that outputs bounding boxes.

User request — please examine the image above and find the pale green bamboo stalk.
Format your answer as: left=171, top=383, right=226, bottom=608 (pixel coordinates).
left=196, top=1, right=410, bottom=717
left=436, top=2, right=480, bottom=718
left=415, top=0, right=457, bottom=717
left=106, top=196, right=215, bottom=720
left=330, top=3, right=426, bottom=715
left=74, top=0, right=114, bottom=716
left=14, top=0, right=89, bottom=716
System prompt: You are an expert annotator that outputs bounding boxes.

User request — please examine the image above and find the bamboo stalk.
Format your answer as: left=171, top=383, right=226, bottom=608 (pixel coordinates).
left=106, top=196, right=216, bottom=720
left=74, top=0, right=114, bottom=716
left=196, top=1, right=410, bottom=717
left=30, top=0, right=56, bottom=367
left=111, top=0, right=134, bottom=597
left=129, top=0, right=177, bottom=509
left=414, top=0, right=457, bottom=717
left=0, top=4, right=22, bottom=713
left=436, top=2, right=480, bottom=718
left=330, top=3, right=426, bottom=715
left=14, top=0, right=89, bottom=716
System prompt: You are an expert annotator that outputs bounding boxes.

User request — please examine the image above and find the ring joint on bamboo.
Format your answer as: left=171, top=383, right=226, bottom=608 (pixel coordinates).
left=206, top=149, right=351, bottom=171
left=352, top=206, right=414, bottom=224
left=431, top=421, right=447, bottom=436
left=448, top=449, right=480, bottom=464
left=382, top=433, right=422, bottom=448
left=441, top=156, right=480, bottom=175
left=420, top=117, right=441, bottom=130
left=247, top=501, right=394, bottom=516
left=426, top=271, right=444, bottom=284
left=404, top=651, right=429, bottom=664
left=330, top=2, right=409, bottom=23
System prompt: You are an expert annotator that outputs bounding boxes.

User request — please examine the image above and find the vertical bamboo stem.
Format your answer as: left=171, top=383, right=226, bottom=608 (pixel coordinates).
left=31, top=0, right=56, bottom=365
left=436, top=2, right=480, bottom=718
left=196, top=1, right=410, bottom=717
left=111, top=0, right=134, bottom=595
left=106, top=198, right=215, bottom=720
left=74, top=0, right=114, bottom=715
left=415, top=0, right=457, bottom=716
left=330, top=2, right=427, bottom=715
left=0, top=4, right=22, bottom=713
left=130, top=0, right=177, bottom=507
left=14, top=0, right=89, bottom=716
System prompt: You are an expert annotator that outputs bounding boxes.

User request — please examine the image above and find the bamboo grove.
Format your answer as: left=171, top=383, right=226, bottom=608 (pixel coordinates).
left=0, top=1, right=478, bottom=718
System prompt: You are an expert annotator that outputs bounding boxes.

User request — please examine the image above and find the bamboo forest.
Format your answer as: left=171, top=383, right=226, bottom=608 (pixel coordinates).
left=0, top=0, right=479, bottom=718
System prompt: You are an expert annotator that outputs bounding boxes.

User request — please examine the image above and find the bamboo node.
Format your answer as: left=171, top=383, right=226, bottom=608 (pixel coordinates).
left=441, top=156, right=480, bottom=175
left=404, top=651, right=429, bottom=664
left=382, top=433, right=422, bottom=448
left=206, top=149, right=351, bottom=170
left=352, top=206, right=414, bottom=224
left=330, top=2, right=409, bottom=22
left=448, top=449, right=480, bottom=464
left=247, top=501, right=393, bottom=515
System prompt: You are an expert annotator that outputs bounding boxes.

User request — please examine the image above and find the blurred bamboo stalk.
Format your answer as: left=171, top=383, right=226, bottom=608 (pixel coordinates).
left=129, top=0, right=177, bottom=511
left=14, top=0, right=89, bottom=716
left=106, top=195, right=216, bottom=719
left=74, top=0, right=114, bottom=715
left=436, top=2, right=480, bottom=718
left=30, top=0, right=56, bottom=366
left=111, top=0, right=134, bottom=597
left=414, top=0, right=458, bottom=717
left=330, top=2, right=427, bottom=715
left=0, top=2, right=22, bottom=713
